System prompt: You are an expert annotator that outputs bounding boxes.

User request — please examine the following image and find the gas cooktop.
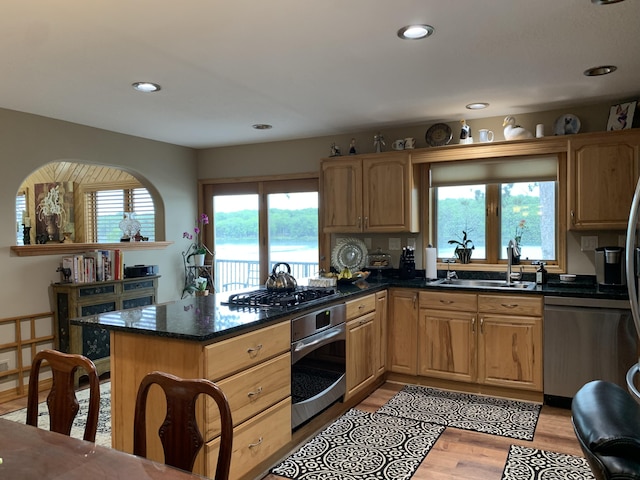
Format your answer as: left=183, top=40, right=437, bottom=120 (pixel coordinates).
left=224, top=287, right=338, bottom=309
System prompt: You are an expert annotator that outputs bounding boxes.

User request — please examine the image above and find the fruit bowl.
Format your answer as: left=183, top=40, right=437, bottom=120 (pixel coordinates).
left=337, top=271, right=370, bottom=284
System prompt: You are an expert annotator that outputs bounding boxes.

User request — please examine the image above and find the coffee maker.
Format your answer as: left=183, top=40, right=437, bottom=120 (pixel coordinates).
left=595, top=246, right=626, bottom=287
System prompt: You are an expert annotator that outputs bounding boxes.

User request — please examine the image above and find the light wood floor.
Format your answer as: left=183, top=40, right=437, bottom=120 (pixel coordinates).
left=263, top=382, right=583, bottom=480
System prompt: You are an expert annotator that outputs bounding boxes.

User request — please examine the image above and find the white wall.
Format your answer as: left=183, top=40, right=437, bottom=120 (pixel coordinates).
left=1, top=107, right=198, bottom=318
left=197, top=101, right=622, bottom=275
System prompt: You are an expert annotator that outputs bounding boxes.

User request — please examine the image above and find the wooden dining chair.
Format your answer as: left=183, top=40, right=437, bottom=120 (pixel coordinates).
left=26, top=349, right=101, bottom=442
left=133, top=371, right=233, bottom=479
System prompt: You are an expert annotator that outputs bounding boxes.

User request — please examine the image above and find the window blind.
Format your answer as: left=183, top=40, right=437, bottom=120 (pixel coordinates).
left=16, top=193, right=26, bottom=245
left=85, top=188, right=155, bottom=242
left=430, top=155, right=558, bottom=187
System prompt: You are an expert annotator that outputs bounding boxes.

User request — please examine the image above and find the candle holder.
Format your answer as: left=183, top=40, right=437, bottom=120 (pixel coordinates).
left=22, top=225, right=31, bottom=245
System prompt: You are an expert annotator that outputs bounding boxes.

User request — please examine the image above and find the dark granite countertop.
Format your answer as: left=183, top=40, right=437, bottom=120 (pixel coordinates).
left=71, top=271, right=628, bottom=343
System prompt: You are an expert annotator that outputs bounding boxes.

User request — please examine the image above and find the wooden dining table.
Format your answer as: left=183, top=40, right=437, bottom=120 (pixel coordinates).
left=0, top=418, right=206, bottom=479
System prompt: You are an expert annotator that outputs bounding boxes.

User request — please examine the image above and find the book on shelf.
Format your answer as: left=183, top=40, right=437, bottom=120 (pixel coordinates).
left=59, top=248, right=123, bottom=284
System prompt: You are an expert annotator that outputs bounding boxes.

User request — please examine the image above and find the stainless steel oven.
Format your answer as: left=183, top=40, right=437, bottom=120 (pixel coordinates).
left=291, top=302, right=346, bottom=429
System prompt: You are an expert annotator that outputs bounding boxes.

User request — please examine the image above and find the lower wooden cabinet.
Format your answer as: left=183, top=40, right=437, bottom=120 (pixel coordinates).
left=345, top=294, right=377, bottom=401
left=418, top=291, right=543, bottom=392
left=374, top=291, right=388, bottom=378
left=388, top=289, right=418, bottom=375
left=205, top=397, right=292, bottom=480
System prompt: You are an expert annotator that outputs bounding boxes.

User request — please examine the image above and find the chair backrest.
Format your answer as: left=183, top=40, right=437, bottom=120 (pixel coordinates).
left=27, top=349, right=100, bottom=442
left=133, top=371, right=233, bottom=479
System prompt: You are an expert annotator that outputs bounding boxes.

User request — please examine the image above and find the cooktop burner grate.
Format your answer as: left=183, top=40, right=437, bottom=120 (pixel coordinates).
left=225, top=287, right=338, bottom=309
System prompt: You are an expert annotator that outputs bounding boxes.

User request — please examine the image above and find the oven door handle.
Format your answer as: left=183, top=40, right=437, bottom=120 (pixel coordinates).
left=293, top=327, right=342, bottom=353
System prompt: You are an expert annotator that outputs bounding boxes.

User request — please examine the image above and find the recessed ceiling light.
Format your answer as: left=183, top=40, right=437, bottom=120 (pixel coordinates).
left=583, top=65, right=617, bottom=76
left=466, top=102, right=490, bottom=110
left=397, top=24, right=434, bottom=40
left=252, top=124, right=272, bottom=130
left=591, top=0, right=625, bottom=4
left=132, top=82, right=161, bottom=93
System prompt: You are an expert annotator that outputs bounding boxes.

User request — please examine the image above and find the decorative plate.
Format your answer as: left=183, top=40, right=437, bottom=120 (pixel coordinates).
left=553, top=114, right=581, bottom=135
left=425, top=123, right=453, bottom=147
left=331, top=237, right=368, bottom=271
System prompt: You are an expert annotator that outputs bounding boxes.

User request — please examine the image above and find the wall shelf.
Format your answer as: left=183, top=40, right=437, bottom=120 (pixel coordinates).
left=10, top=241, right=173, bottom=257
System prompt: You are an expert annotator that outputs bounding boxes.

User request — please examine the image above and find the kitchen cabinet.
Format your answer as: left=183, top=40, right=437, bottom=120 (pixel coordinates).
left=321, top=152, right=419, bottom=233
left=418, top=291, right=477, bottom=383
left=51, top=276, right=158, bottom=384
left=418, top=291, right=543, bottom=392
left=345, top=294, right=377, bottom=400
left=110, top=321, right=291, bottom=479
left=568, top=130, right=640, bottom=230
left=374, top=290, right=388, bottom=378
left=388, top=288, right=418, bottom=375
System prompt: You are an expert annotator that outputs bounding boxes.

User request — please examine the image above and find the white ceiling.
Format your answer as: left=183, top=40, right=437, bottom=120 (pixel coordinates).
left=1, top=1, right=639, bottom=149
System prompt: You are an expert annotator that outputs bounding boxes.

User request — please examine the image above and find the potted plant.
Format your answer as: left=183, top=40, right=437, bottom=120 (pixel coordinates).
left=183, top=213, right=211, bottom=266
left=448, top=230, right=474, bottom=264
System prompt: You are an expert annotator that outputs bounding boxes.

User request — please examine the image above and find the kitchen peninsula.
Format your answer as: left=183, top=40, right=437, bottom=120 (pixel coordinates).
left=72, top=276, right=629, bottom=479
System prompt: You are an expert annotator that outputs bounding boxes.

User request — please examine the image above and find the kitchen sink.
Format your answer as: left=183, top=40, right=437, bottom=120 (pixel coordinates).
left=427, top=278, right=537, bottom=290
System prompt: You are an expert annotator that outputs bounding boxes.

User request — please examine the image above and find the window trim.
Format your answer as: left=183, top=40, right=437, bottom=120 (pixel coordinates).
left=422, top=154, right=567, bottom=273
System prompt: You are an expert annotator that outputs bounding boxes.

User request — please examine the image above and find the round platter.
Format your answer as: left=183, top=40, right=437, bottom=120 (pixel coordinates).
left=553, top=114, right=581, bottom=135
left=331, top=237, right=368, bottom=271
left=425, top=123, right=453, bottom=147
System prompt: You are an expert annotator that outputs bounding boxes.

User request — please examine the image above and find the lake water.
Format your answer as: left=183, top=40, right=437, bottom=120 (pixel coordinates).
left=216, top=243, right=318, bottom=263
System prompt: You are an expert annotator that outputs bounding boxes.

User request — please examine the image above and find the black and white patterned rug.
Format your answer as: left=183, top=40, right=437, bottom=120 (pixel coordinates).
left=377, top=385, right=541, bottom=440
left=0, top=381, right=112, bottom=447
left=501, top=445, right=595, bottom=480
left=271, top=408, right=445, bottom=480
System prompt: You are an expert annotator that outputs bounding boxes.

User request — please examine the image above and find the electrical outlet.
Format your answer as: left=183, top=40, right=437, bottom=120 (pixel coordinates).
left=406, top=238, right=416, bottom=249
left=581, top=236, right=598, bottom=251
left=364, top=237, right=372, bottom=249
left=389, top=238, right=401, bottom=251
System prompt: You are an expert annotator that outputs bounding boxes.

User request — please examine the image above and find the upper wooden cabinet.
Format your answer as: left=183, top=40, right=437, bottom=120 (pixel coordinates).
left=321, top=152, right=419, bottom=233
left=568, top=130, right=640, bottom=230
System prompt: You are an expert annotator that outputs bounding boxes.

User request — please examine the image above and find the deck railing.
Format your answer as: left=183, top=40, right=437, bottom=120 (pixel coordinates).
left=215, top=260, right=318, bottom=292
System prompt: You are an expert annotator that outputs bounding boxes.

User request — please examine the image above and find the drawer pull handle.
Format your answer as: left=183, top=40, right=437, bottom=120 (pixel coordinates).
left=247, top=344, right=263, bottom=356
left=439, top=299, right=453, bottom=304
left=248, top=437, right=263, bottom=449
left=500, top=303, right=519, bottom=308
left=247, top=387, right=263, bottom=398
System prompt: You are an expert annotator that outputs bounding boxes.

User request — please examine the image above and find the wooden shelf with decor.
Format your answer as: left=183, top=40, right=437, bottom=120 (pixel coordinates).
left=11, top=241, right=172, bottom=257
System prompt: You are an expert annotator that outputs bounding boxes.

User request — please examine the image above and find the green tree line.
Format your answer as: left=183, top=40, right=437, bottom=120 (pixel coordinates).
left=215, top=209, right=318, bottom=242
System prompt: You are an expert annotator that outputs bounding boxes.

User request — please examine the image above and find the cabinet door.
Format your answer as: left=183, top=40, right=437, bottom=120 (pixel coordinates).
left=569, top=132, right=640, bottom=230
left=418, top=309, right=476, bottom=383
left=388, top=289, right=418, bottom=375
left=345, top=312, right=376, bottom=400
left=477, top=314, right=542, bottom=391
left=362, top=154, right=416, bottom=232
left=374, top=291, right=388, bottom=378
left=321, top=158, right=362, bottom=232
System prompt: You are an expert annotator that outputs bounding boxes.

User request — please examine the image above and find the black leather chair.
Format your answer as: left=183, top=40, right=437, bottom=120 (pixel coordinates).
left=572, top=380, right=640, bottom=480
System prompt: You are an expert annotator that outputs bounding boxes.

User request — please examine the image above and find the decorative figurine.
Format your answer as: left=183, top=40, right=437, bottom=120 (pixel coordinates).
left=56, top=266, right=72, bottom=283
left=329, top=142, right=341, bottom=157
left=374, top=133, right=386, bottom=153
left=503, top=116, right=534, bottom=140
left=349, top=138, right=357, bottom=155
left=459, top=119, right=473, bottom=144
left=22, top=225, right=31, bottom=245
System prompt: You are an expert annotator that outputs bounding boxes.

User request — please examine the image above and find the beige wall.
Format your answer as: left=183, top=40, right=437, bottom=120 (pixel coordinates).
left=198, top=101, right=622, bottom=275
left=1, top=107, right=198, bottom=317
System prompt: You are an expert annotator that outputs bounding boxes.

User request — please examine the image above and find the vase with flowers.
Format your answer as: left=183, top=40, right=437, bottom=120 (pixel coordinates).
left=511, top=219, right=526, bottom=264
left=36, top=185, right=66, bottom=242
left=183, top=213, right=211, bottom=266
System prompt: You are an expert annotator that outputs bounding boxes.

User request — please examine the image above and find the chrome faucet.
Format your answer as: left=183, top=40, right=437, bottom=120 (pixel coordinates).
left=506, top=239, right=516, bottom=284
left=445, top=257, right=458, bottom=280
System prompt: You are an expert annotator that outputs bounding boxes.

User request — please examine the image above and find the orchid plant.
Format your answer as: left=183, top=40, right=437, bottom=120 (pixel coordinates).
left=183, top=213, right=210, bottom=258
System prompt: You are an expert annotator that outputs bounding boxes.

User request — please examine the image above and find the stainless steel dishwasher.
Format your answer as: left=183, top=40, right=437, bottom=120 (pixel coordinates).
left=543, top=296, right=638, bottom=408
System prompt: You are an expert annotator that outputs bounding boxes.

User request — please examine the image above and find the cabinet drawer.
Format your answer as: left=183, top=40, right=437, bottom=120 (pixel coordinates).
left=204, top=353, right=291, bottom=439
left=420, top=291, right=477, bottom=312
left=77, top=283, right=117, bottom=298
left=478, top=294, right=542, bottom=316
left=205, top=397, right=291, bottom=480
left=346, top=294, right=376, bottom=320
left=123, top=279, right=156, bottom=291
left=204, top=321, right=290, bottom=381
